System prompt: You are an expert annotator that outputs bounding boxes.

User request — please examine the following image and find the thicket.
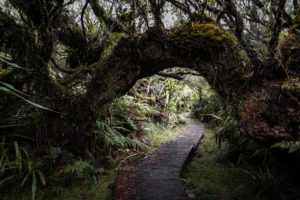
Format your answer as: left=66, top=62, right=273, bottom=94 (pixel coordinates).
left=1, top=1, right=300, bottom=199
left=190, top=86, right=300, bottom=200
left=0, top=63, right=197, bottom=199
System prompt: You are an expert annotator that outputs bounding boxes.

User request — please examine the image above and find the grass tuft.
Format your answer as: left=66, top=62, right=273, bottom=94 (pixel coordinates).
left=142, top=123, right=186, bottom=148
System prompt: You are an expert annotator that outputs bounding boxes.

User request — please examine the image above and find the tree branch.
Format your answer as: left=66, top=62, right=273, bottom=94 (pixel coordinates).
left=149, top=0, right=165, bottom=28
left=89, top=0, right=126, bottom=33
left=81, top=0, right=90, bottom=40
left=269, top=0, right=287, bottom=51
left=223, top=0, right=263, bottom=67
left=157, top=71, right=201, bottom=80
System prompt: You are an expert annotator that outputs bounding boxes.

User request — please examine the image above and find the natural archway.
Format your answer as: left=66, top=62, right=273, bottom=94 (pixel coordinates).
left=1, top=1, right=300, bottom=199
left=1, top=0, right=300, bottom=153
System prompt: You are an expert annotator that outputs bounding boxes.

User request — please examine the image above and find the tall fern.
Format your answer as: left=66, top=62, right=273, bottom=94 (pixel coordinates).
left=96, top=119, right=148, bottom=149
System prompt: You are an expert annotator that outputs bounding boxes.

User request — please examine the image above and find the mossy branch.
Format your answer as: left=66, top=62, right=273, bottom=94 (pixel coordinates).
left=89, top=0, right=126, bottom=33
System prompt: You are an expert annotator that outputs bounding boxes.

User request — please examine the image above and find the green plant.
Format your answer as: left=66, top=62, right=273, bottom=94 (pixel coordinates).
left=180, top=128, right=243, bottom=200
left=236, top=167, right=285, bottom=200
left=192, top=89, right=225, bottom=122
left=142, top=122, right=183, bottom=148
left=192, top=88, right=271, bottom=165
left=0, top=58, right=55, bottom=112
left=95, top=119, right=147, bottom=149
left=0, top=135, right=46, bottom=200
left=62, top=160, right=104, bottom=189
left=56, top=170, right=116, bottom=200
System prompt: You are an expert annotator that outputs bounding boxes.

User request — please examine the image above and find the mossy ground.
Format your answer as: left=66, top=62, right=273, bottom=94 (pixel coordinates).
left=180, top=128, right=300, bottom=200
left=180, top=128, right=242, bottom=200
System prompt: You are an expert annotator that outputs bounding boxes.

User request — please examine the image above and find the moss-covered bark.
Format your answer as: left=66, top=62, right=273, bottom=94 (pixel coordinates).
left=79, top=23, right=246, bottom=126
left=1, top=2, right=300, bottom=156
left=238, top=10, right=300, bottom=145
left=81, top=19, right=300, bottom=148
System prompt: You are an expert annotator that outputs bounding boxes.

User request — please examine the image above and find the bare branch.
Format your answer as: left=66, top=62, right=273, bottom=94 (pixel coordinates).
left=81, top=0, right=89, bottom=40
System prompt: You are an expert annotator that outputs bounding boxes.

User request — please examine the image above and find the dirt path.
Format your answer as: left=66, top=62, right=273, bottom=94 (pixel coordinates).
left=114, top=116, right=204, bottom=200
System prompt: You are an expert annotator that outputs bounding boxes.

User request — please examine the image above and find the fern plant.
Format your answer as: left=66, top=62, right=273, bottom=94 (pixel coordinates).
left=62, top=159, right=104, bottom=189
left=95, top=119, right=148, bottom=149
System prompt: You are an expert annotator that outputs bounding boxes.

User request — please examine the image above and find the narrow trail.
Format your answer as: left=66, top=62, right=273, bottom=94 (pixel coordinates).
left=114, top=116, right=204, bottom=200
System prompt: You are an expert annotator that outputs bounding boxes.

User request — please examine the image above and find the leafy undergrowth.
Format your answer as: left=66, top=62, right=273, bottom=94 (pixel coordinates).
left=0, top=72, right=197, bottom=200
left=1, top=122, right=186, bottom=200
left=143, top=122, right=186, bottom=148
left=54, top=170, right=116, bottom=200
left=1, top=169, right=116, bottom=200
left=115, top=121, right=187, bottom=168
left=180, top=128, right=299, bottom=200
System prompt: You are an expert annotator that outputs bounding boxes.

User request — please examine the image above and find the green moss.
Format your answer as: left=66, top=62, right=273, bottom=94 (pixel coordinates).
left=200, top=14, right=217, bottom=24
left=169, top=22, right=246, bottom=92
left=169, top=22, right=237, bottom=58
left=180, top=128, right=242, bottom=199
left=99, top=33, right=126, bottom=64
left=180, top=128, right=291, bottom=200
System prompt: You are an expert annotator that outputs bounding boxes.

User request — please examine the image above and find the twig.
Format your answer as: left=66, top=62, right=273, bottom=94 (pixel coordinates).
left=270, top=49, right=290, bottom=79
left=118, top=153, right=145, bottom=167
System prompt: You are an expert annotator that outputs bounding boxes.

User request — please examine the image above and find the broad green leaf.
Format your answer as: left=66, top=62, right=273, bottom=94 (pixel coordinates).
left=271, top=142, right=289, bottom=149
left=0, top=81, right=29, bottom=96
left=0, top=124, right=25, bottom=128
left=0, top=174, right=20, bottom=185
left=20, top=147, right=29, bottom=158
left=21, top=172, right=30, bottom=186
left=23, top=98, right=56, bottom=112
left=0, top=86, right=57, bottom=112
left=27, top=160, right=32, bottom=172
left=32, top=171, right=37, bottom=200
left=11, top=134, right=34, bottom=141
left=36, top=169, right=46, bottom=186
left=0, top=149, right=8, bottom=170
left=14, top=141, right=21, bottom=160
left=0, top=86, right=13, bottom=93
left=14, top=141, right=22, bottom=173
left=0, top=58, right=25, bottom=69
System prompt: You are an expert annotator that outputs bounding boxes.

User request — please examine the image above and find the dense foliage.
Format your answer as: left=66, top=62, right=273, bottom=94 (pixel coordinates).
left=1, top=0, right=300, bottom=199
left=190, top=86, right=300, bottom=199
left=0, top=65, right=197, bottom=199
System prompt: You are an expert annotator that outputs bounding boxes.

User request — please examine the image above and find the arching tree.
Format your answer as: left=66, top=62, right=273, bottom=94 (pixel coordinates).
left=1, top=0, right=299, bottom=155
